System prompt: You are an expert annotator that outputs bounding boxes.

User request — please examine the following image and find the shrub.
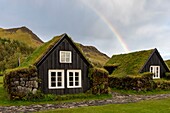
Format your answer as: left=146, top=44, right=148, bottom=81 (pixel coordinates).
left=22, top=90, right=44, bottom=101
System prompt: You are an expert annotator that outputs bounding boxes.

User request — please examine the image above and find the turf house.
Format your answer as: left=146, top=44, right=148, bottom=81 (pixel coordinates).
left=4, top=33, right=109, bottom=100
left=105, top=48, right=170, bottom=79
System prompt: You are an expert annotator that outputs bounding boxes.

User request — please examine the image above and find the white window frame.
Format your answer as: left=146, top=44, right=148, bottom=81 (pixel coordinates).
left=48, top=69, right=64, bottom=89
left=150, top=66, right=160, bottom=79
left=60, top=51, right=72, bottom=63
left=67, top=70, right=82, bottom=88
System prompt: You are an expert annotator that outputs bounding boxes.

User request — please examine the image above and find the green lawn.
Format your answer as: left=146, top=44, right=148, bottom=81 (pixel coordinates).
left=0, top=83, right=111, bottom=106
left=111, top=88, right=170, bottom=95
left=37, top=98, right=170, bottom=113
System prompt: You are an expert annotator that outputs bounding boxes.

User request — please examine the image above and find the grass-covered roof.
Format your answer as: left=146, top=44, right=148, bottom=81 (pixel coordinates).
left=21, top=34, right=63, bottom=67
left=165, top=60, right=170, bottom=69
left=21, top=33, right=109, bottom=68
left=105, top=49, right=154, bottom=77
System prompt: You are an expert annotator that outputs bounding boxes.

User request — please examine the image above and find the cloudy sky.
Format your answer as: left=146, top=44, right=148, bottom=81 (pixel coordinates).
left=0, top=0, right=170, bottom=59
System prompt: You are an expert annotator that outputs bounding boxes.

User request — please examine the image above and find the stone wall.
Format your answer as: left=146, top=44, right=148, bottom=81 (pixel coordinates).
left=89, top=67, right=109, bottom=94
left=4, top=66, right=39, bottom=100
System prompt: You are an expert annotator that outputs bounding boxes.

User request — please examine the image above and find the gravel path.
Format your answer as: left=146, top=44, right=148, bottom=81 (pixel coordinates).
left=1, top=92, right=170, bottom=113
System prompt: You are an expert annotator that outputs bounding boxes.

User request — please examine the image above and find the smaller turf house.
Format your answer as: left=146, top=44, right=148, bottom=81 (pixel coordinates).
left=4, top=33, right=109, bottom=100
left=105, top=48, right=170, bottom=91
left=105, top=48, right=169, bottom=79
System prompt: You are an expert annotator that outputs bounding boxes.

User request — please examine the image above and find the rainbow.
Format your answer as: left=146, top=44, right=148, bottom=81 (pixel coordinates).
left=81, top=1, right=130, bottom=53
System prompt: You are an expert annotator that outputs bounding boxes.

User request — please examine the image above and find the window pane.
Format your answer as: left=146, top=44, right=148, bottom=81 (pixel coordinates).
left=61, top=52, right=65, bottom=57
left=69, top=82, right=73, bottom=86
left=75, top=82, right=79, bottom=86
left=58, top=77, right=62, bottom=82
left=51, top=72, right=56, bottom=81
left=150, top=67, right=153, bottom=72
left=61, top=58, right=65, bottom=62
left=66, top=53, right=70, bottom=57
left=51, top=83, right=56, bottom=87
left=75, top=77, right=79, bottom=81
left=75, top=72, right=79, bottom=77
left=69, top=72, right=73, bottom=77
left=66, top=58, right=70, bottom=62
left=60, top=52, right=65, bottom=62
left=58, top=72, right=61, bottom=77
left=57, top=72, right=62, bottom=81
left=58, top=82, right=62, bottom=87
left=51, top=72, right=56, bottom=77
left=69, top=77, right=73, bottom=81
left=51, top=77, right=56, bottom=82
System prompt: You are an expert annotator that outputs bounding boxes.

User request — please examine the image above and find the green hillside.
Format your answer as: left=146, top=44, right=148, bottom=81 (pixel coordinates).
left=77, top=43, right=110, bottom=67
left=0, top=27, right=109, bottom=72
left=0, top=26, right=43, bottom=48
left=0, top=38, right=34, bottom=72
left=0, top=26, right=44, bottom=72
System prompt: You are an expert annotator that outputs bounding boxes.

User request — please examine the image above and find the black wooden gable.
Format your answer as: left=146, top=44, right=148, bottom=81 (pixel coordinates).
left=36, top=33, right=91, bottom=67
left=36, top=33, right=91, bottom=94
left=140, top=48, right=169, bottom=77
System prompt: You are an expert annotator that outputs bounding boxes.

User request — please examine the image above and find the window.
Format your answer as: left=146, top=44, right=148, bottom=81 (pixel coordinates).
left=150, top=66, right=160, bottom=79
left=67, top=70, right=81, bottom=88
left=48, top=70, right=64, bottom=89
left=60, top=51, right=72, bottom=63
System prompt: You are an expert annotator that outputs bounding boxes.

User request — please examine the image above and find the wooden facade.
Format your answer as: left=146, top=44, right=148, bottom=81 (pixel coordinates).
left=140, top=48, right=169, bottom=78
left=36, top=34, right=91, bottom=94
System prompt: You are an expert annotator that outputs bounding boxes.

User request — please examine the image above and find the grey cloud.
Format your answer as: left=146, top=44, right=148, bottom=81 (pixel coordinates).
left=0, top=0, right=170, bottom=59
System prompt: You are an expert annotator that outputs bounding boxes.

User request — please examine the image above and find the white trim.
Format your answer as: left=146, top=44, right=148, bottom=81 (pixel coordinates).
left=60, top=51, right=72, bottom=63
left=150, top=66, right=160, bottom=79
left=48, top=69, right=64, bottom=89
left=67, top=70, right=82, bottom=88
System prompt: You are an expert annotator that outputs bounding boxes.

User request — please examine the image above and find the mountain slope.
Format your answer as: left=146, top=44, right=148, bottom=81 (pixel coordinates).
left=0, top=38, right=34, bottom=72
left=0, top=26, right=43, bottom=48
left=77, top=43, right=110, bottom=67
left=0, top=27, right=109, bottom=71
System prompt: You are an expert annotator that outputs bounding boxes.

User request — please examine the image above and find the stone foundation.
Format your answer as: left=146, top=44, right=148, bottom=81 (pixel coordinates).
left=10, top=76, right=38, bottom=96
left=3, top=66, right=39, bottom=100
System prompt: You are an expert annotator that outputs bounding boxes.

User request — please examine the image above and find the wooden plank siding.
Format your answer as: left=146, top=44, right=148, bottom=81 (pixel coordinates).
left=140, top=49, right=169, bottom=78
left=37, top=35, right=90, bottom=95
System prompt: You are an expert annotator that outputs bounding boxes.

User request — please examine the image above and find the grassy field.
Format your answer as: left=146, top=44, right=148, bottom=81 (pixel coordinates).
left=111, top=88, right=170, bottom=95
left=37, top=98, right=170, bottom=113
left=0, top=79, right=111, bottom=106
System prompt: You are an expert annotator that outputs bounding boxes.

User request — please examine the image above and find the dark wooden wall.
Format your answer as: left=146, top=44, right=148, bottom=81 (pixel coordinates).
left=37, top=37, right=90, bottom=94
left=140, top=51, right=167, bottom=78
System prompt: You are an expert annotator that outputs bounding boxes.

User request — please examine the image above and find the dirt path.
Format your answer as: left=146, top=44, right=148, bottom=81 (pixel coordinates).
left=1, top=92, right=170, bottom=113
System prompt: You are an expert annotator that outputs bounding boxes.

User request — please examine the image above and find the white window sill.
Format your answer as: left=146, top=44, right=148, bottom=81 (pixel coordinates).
left=48, top=87, right=65, bottom=89
left=153, top=78, right=160, bottom=79
left=67, top=86, right=82, bottom=88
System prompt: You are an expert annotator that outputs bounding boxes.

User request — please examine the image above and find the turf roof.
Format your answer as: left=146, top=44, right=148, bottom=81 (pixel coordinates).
left=21, top=34, right=63, bottom=67
left=165, top=60, right=170, bottom=69
left=105, top=49, right=154, bottom=77
left=21, top=33, right=91, bottom=67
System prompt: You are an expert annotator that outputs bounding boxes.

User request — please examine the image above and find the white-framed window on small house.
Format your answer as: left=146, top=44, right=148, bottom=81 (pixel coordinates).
left=60, top=51, right=72, bottom=63
left=67, top=70, right=81, bottom=88
left=150, top=66, right=160, bottom=79
left=48, top=70, right=64, bottom=89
